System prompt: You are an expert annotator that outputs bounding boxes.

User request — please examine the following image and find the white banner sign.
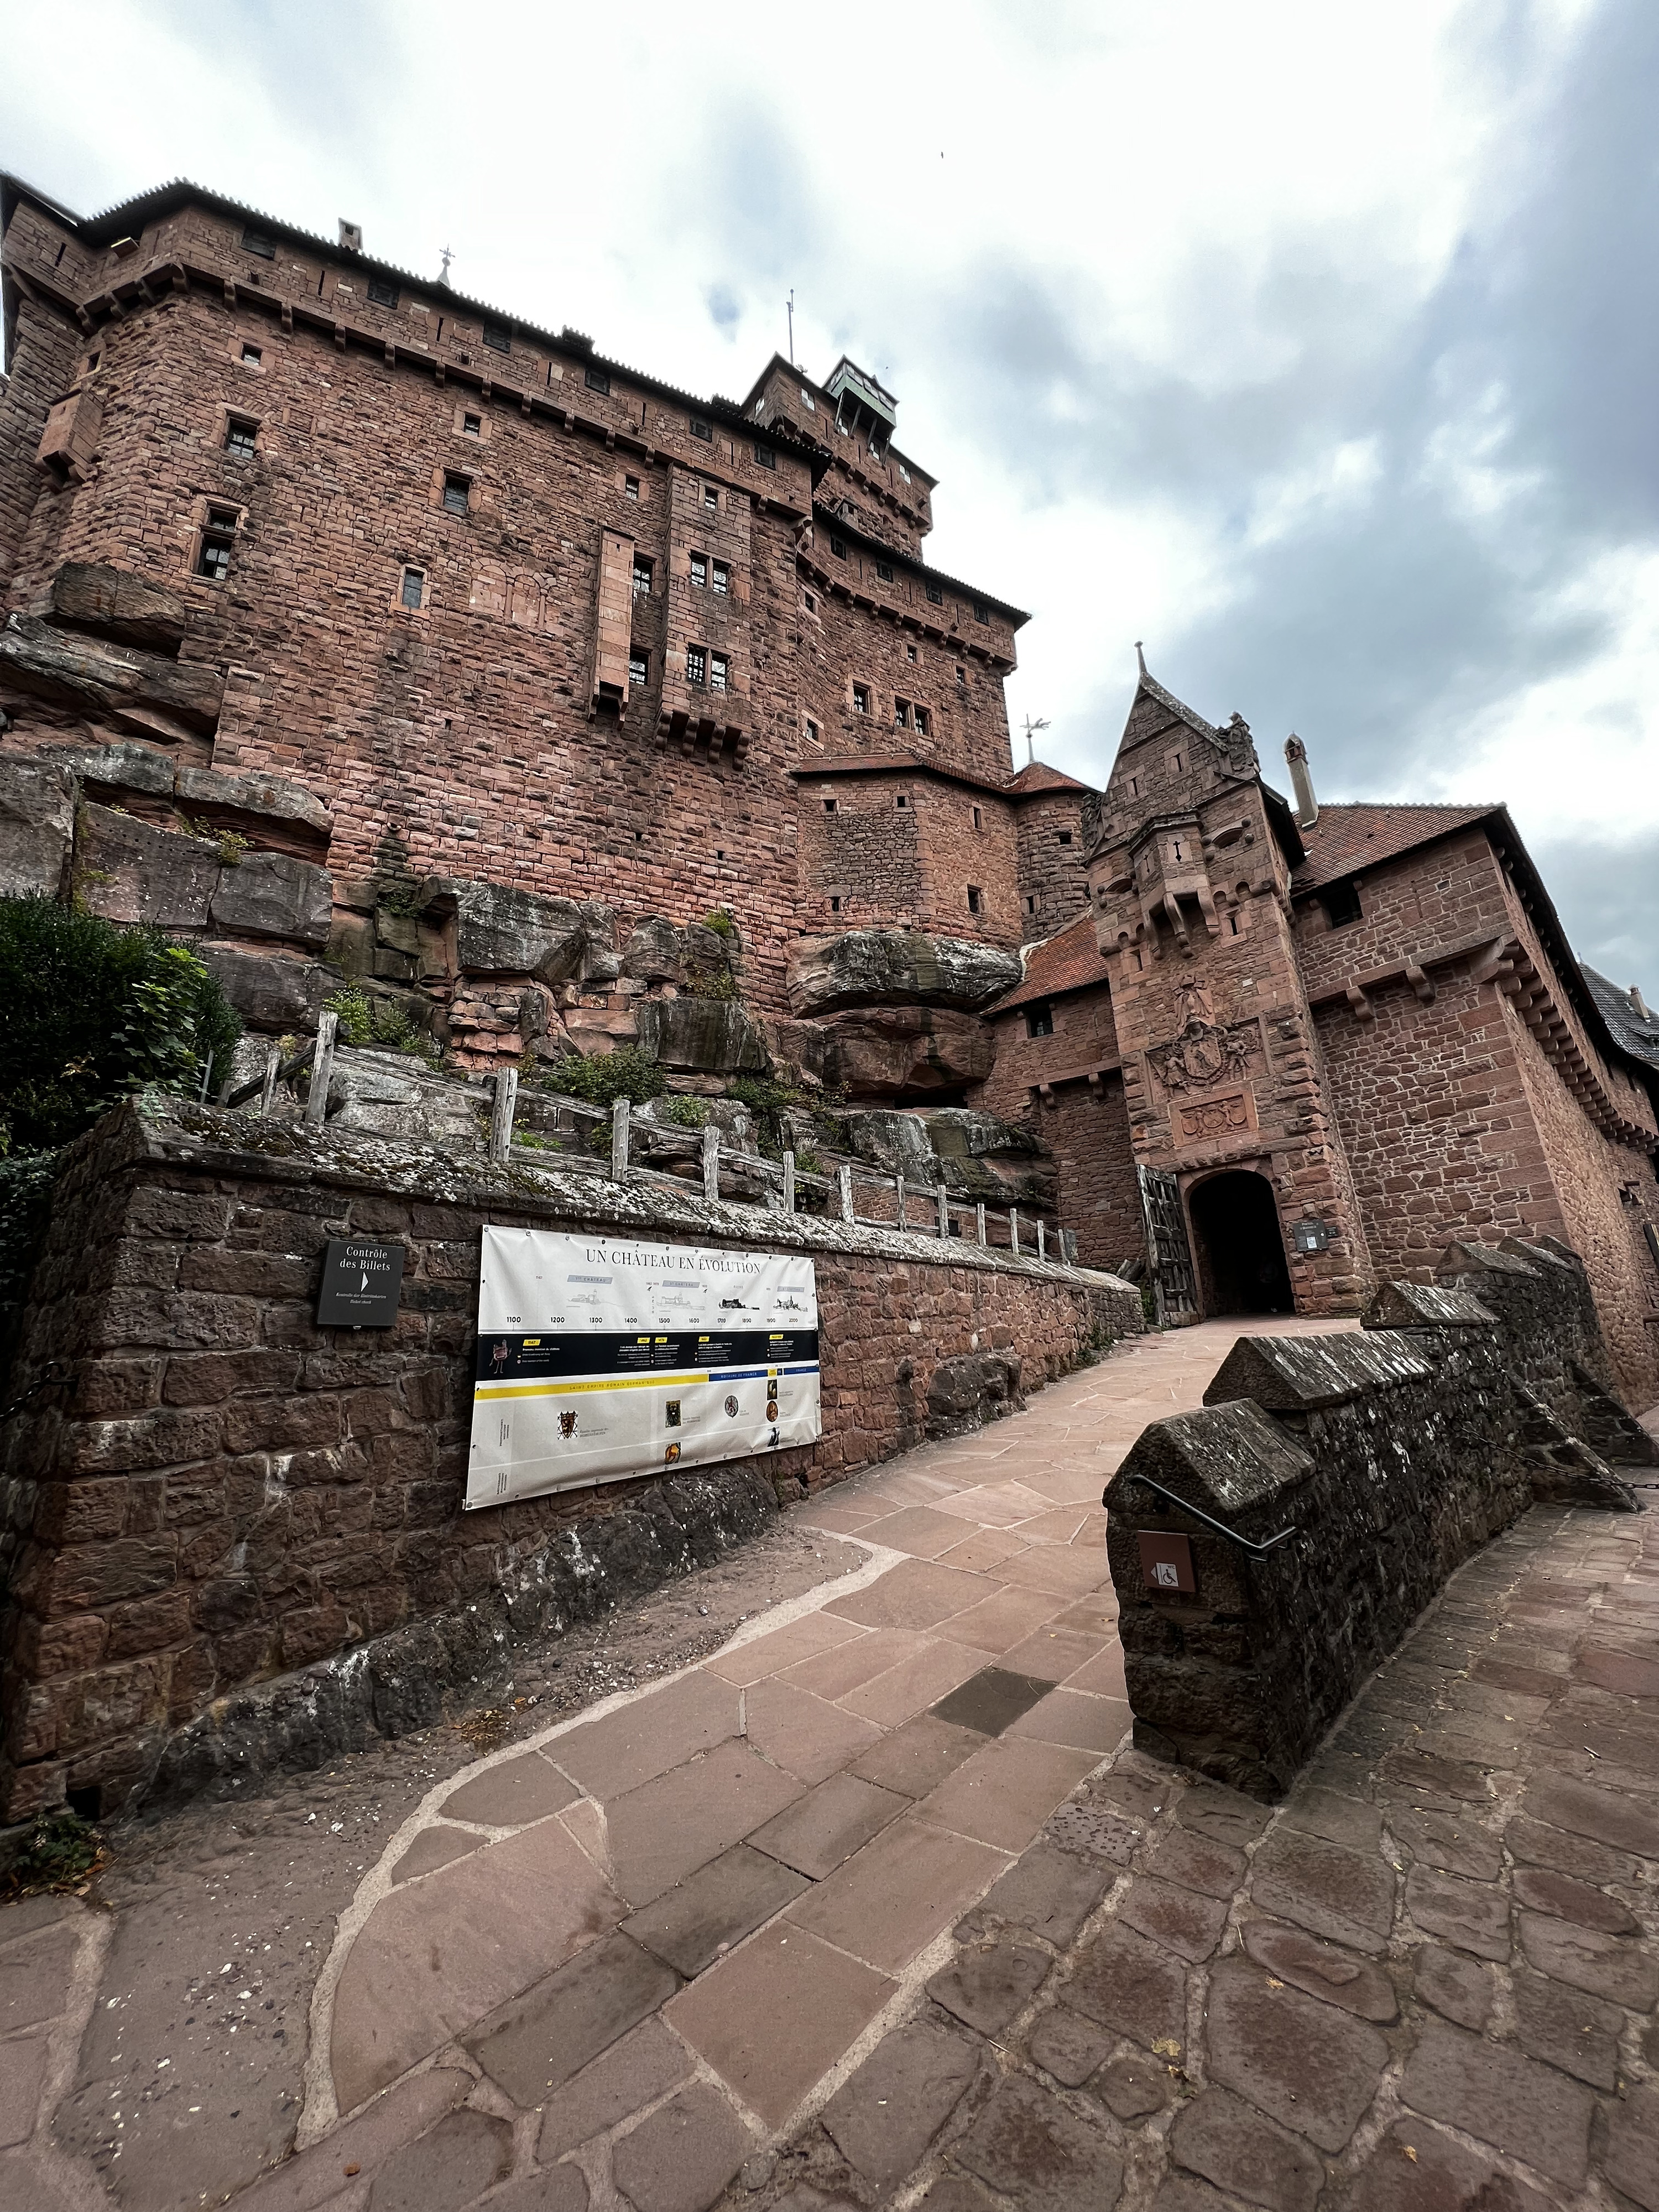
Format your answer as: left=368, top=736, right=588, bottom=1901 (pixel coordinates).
left=466, top=1228, right=821, bottom=1509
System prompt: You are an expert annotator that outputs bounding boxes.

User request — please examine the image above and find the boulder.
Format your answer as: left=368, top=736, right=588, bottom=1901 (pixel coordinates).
left=71, top=740, right=176, bottom=800
left=786, top=930, right=1022, bottom=1018
left=635, top=997, right=771, bottom=1074
left=174, top=764, right=332, bottom=841
left=842, top=1110, right=939, bottom=1180
left=622, top=915, right=683, bottom=983
left=0, top=755, right=74, bottom=898
left=208, top=853, right=333, bottom=947
left=197, top=945, right=340, bottom=1032
left=324, top=1049, right=484, bottom=1148
left=46, top=562, right=191, bottom=655
left=422, top=878, right=614, bottom=980
left=818, top=1005, right=995, bottom=1099
left=0, top=613, right=224, bottom=734
left=926, top=1352, right=1025, bottom=1439
left=77, top=804, right=219, bottom=929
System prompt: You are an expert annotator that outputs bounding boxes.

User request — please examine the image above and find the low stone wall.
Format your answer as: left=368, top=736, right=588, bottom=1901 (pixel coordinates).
left=0, top=1101, right=1139, bottom=1822
left=1105, top=1244, right=1649, bottom=1801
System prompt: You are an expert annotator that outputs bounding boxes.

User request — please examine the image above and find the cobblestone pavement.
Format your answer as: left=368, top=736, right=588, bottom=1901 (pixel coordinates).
left=11, top=1317, right=1657, bottom=2212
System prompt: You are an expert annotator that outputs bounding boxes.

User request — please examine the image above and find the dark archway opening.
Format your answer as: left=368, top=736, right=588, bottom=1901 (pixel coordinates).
left=1188, top=1170, right=1293, bottom=1316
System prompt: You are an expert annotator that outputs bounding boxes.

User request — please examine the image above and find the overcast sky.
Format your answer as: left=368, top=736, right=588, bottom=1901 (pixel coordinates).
left=2, top=0, right=1653, bottom=985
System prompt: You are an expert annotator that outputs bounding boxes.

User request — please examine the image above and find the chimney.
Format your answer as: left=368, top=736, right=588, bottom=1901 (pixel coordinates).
left=1633, top=983, right=1652, bottom=1022
left=1285, top=735, right=1318, bottom=830
left=338, top=218, right=363, bottom=253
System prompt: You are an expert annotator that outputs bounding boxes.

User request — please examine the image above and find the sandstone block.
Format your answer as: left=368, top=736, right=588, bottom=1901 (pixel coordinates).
left=77, top=804, right=218, bottom=929
left=47, top=561, right=190, bottom=653
left=208, top=852, right=333, bottom=946
left=786, top=930, right=1021, bottom=1017
left=0, top=755, right=74, bottom=898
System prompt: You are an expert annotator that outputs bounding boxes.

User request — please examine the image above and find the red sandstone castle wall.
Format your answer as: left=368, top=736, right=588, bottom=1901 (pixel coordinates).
left=1015, top=792, right=1091, bottom=944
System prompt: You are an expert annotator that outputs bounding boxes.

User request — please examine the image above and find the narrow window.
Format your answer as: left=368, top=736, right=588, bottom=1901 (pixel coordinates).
left=197, top=507, right=237, bottom=581
left=85, top=351, right=100, bottom=372
left=1026, top=1004, right=1055, bottom=1039
left=709, top=652, right=729, bottom=692
left=925, top=581, right=943, bottom=605
left=703, top=484, right=718, bottom=510
left=1134, top=947, right=1145, bottom=970
left=753, top=442, right=775, bottom=469
left=690, top=552, right=708, bottom=588
left=805, top=717, right=820, bottom=743
left=225, top=415, right=258, bottom=457
left=803, top=590, right=816, bottom=612
left=800, top=387, right=815, bottom=409
left=690, top=415, right=712, bottom=442
left=956, top=664, right=966, bottom=686
left=1173, top=752, right=1183, bottom=771
left=895, top=794, right=909, bottom=810
left=1128, top=776, right=1139, bottom=797
left=852, top=683, right=869, bottom=714
left=877, top=560, right=894, bottom=582
left=830, top=536, right=848, bottom=559
left=624, top=474, right=639, bottom=499
left=967, top=885, right=983, bottom=915
left=462, top=411, right=482, bottom=436
left=712, top=560, right=729, bottom=596
left=1321, top=880, right=1364, bottom=929
left=629, top=648, right=649, bottom=687
left=830, top=895, right=842, bottom=912
left=242, top=227, right=276, bottom=259
left=894, top=699, right=910, bottom=730
left=824, top=798, right=838, bottom=813
left=442, top=472, right=470, bottom=515
left=483, top=321, right=511, bottom=354
left=1057, top=829, right=1073, bottom=846
left=972, top=806, right=982, bottom=830
left=914, top=706, right=930, bottom=735
left=906, top=643, right=917, bottom=662
left=1026, top=895, right=1037, bottom=915
left=400, top=566, right=425, bottom=609
left=241, top=343, right=263, bottom=367
left=1228, top=912, right=1240, bottom=936
left=1172, top=841, right=1183, bottom=861
left=585, top=366, right=610, bottom=394
left=633, top=555, right=653, bottom=597
left=686, top=645, right=707, bottom=685
left=973, top=602, right=989, bottom=624
left=368, top=277, right=400, bottom=308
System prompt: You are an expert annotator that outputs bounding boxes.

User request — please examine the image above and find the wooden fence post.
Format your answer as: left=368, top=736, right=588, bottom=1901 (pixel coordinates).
left=491, top=1066, right=519, bottom=1162
left=838, top=1164, right=854, bottom=1223
left=702, top=1124, right=721, bottom=1200
left=611, top=1095, right=630, bottom=1181
left=976, top=1201, right=987, bottom=1246
left=304, top=1010, right=338, bottom=1128
left=258, top=1039, right=281, bottom=1114
left=936, top=1181, right=950, bottom=1237
left=1036, top=1219, right=1047, bottom=1262
left=895, top=1175, right=907, bottom=1230
left=781, top=1150, right=796, bottom=1213
left=1009, top=1207, right=1021, bottom=1258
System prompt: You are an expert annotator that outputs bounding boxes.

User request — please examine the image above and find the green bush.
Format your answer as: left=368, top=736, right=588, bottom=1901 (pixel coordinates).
left=324, top=987, right=441, bottom=1064
left=687, top=967, right=740, bottom=1003
left=3, top=1808, right=100, bottom=1896
left=658, top=1093, right=709, bottom=1129
left=701, top=909, right=735, bottom=938
left=538, top=1045, right=666, bottom=1109
left=727, top=1074, right=804, bottom=1157
left=0, top=896, right=242, bottom=1156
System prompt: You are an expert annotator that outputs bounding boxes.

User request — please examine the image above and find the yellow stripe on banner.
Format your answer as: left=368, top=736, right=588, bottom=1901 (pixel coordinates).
left=475, top=1371, right=712, bottom=1400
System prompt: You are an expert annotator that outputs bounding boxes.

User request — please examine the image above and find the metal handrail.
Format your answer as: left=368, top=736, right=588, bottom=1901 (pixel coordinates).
left=1117, top=1470, right=1300, bottom=1557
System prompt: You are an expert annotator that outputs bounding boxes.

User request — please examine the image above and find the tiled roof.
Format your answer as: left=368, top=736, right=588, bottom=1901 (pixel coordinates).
left=1582, top=967, right=1659, bottom=1074
left=1006, top=760, right=1093, bottom=796
left=1291, top=802, right=1497, bottom=893
left=988, top=914, right=1114, bottom=1014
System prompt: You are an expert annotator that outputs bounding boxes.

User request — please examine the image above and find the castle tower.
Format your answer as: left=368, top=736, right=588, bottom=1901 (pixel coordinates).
left=1082, top=659, right=1371, bottom=1317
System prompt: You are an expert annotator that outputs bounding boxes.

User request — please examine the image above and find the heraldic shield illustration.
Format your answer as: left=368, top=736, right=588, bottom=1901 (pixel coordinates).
left=466, top=1228, right=822, bottom=1506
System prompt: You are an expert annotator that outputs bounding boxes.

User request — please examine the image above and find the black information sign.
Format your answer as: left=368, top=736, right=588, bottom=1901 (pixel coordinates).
left=1290, top=1220, right=1333, bottom=1255
left=317, top=1239, right=405, bottom=1327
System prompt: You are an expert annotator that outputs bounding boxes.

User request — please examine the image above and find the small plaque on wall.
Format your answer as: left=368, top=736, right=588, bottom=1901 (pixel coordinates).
left=1291, top=1219, right=1333, bottom=1254
left=317, top=1239, right=405, bottom=1327
left=1138, top=1530, right=1195, bottom=1593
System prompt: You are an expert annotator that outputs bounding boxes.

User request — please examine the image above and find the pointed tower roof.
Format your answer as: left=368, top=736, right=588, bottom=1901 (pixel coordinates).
left=1116, top=651, right=1258, bottom=777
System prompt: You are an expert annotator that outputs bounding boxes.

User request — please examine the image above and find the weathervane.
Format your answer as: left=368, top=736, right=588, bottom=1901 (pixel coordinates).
left=438, top=244, right=453, bottom=286
left=1021, top=714, right=1051, bottom=765
left=787, top=289, right=795, bottom=366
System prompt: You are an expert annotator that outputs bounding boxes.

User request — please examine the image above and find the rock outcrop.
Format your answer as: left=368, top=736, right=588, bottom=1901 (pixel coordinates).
left=786, top=930, right=1022, bottom=1019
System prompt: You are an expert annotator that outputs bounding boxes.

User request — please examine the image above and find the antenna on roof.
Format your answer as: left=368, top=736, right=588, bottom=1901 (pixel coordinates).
left=1020, top=714, right=1050, bottom=766
left=437, top=244, right=453, bottom=287
left=787, top=289, right=795, bottom=367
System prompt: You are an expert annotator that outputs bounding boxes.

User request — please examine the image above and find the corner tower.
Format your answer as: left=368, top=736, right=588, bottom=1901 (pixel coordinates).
left=1083, top=658, right=1371, bottom=1317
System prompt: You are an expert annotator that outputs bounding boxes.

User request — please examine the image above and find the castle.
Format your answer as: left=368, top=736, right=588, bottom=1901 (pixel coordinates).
left=3, top=173, right=1656, bottom=1403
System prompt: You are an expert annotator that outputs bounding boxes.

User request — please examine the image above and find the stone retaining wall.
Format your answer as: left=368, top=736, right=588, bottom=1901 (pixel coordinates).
left=1105, top=1244, right=1652, bottom=1800
left=0, top=1100, right=1139, bottom=1821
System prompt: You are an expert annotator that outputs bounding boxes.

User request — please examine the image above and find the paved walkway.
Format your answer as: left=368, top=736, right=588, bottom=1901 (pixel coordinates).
left=6, top=1314, right=1656, bottom=2212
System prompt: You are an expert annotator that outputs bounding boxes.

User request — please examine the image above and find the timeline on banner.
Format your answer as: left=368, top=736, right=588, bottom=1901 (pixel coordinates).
left=465, top=1227, right=821, bottom=1507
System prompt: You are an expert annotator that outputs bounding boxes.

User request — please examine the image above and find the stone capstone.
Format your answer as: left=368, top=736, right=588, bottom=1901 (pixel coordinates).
left=786, top=930, right=1022, bottom=1018
left=926, top=1353, right=1025, bottom=1439
left=424, top=878, right=615, bottom=981
left=0, top=755, right=74, bottom=898
left=197, top=945, right=341, bottom=1032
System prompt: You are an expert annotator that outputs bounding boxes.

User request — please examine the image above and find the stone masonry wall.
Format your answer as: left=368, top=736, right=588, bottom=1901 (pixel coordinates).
left=0, top=1099, right=1138, bottom=1822
left=1105, top=1254, right=1641, bottom=1800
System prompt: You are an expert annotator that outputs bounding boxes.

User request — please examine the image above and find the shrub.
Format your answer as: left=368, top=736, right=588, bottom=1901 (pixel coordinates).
left=3, top=1808, right=101, bottom=1896
left=727, top=1074, right=804, bottom=1157
left=324, top=987, right=441, bottom=1064
left=539, top=1045, right=665, bottom=1109
left=701, top=909, right=735, bottom=938
left=687, top=967, right=740, bottom=1003
left=0, top=895, right=241, bottom=1156
left=658, top=1093, right=709, bottom=1129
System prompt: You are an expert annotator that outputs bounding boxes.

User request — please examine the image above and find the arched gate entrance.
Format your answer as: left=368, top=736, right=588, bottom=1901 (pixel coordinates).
left=1187, top=1169, right=1293, bottom=1316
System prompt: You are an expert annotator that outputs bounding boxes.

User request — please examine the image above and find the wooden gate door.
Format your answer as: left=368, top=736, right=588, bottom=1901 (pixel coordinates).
left=1138, top=1165, right=1198, bottom=1325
